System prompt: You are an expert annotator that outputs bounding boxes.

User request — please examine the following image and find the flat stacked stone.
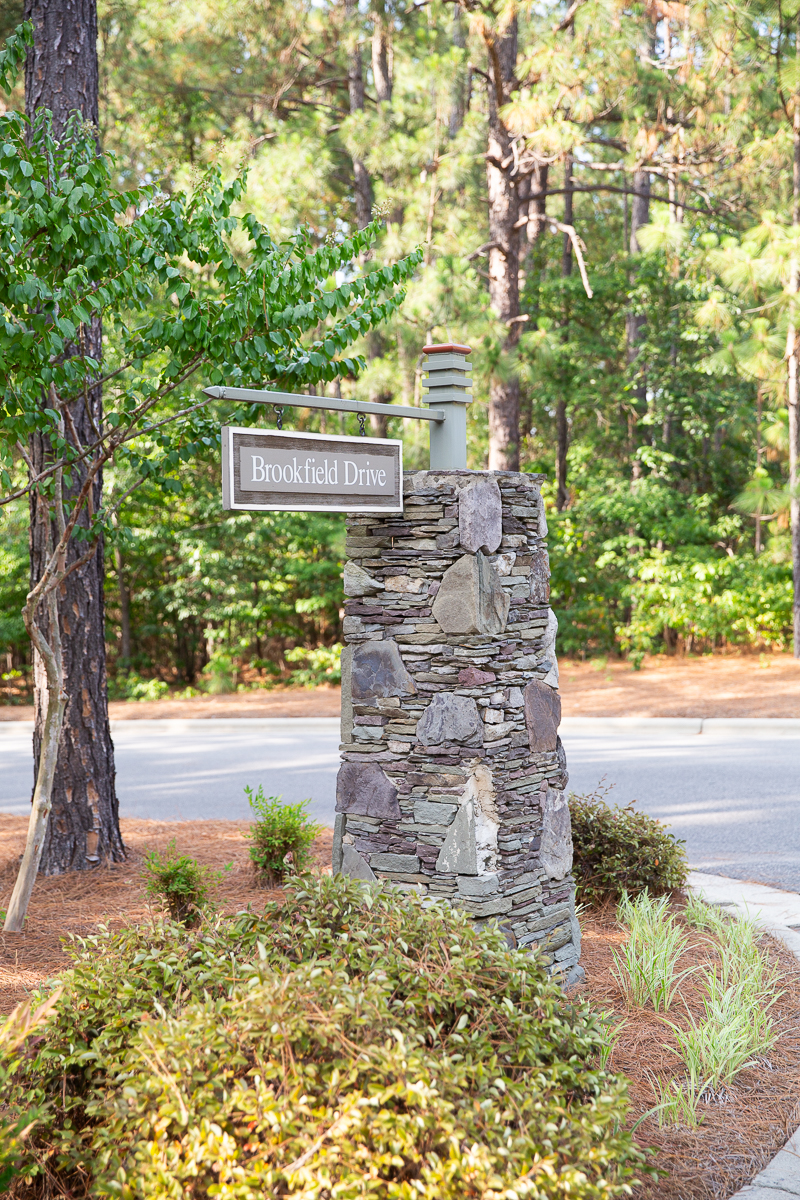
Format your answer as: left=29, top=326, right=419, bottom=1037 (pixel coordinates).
left=333, top=469, right=582, bottom=984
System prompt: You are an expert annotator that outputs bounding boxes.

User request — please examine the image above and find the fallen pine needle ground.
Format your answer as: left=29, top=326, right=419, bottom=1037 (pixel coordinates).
left=576, top=897, right=800, bottom=1200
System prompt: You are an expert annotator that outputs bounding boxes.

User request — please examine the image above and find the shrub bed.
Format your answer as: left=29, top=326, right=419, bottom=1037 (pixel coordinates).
left=570, top=788, right=688, bottom=905
left=4, top=877, right=648, bottom=1199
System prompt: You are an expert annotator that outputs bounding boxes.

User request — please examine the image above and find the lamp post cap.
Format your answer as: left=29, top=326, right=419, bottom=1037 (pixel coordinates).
left=422, top=342, right=472, bottom=355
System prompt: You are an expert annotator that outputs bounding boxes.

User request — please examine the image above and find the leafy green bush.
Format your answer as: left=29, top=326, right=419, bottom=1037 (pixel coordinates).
left=3, top=877, right=649, bottom=1200
left=569, top=787, right=687, bottom=905
left=141, top=840, right=225, bottom=925
left=245, top=785, right=321, bottom=884
left=0, top=995, right=61, bottom=1191
left=284, top=641, right=342, bottom=686
left=108, top=671, right=170, bottom=702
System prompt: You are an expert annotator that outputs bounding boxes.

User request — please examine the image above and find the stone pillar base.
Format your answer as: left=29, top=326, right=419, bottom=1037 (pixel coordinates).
left=334, top=469, right=580, bottom=979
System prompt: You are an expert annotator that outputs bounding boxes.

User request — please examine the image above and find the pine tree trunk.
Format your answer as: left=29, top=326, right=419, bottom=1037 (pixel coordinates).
left=485, top=19, right=521, bottom=471
left=346, top=0, right=372, bottom=230
left=626, top=168, right=650, bottom=479
left=24, top=0, right=124, bottom=874
left=789, top=23, right=800, bottom=657
left=371, top=0, right=392, bottom=104
left=556, top=154, right=573, bottom=510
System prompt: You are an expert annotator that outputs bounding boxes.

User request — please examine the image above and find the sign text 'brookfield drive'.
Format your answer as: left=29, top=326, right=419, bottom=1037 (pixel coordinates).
left=222, top=426, right=403, bottom=513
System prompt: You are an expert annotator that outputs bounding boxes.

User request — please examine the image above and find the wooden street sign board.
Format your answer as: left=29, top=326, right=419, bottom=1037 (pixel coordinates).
left=221, top=426, right=403, bottom=513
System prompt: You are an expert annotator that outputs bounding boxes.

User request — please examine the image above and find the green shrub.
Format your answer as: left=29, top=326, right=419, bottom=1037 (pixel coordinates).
left=108, top=671, right=169, bottom=702
left=4, top=877, right=651, bottom=1200
left=0, top=992, right=62, bottom=1191
left=245, top=785, right=321, bottom=884
left=200, top=650, right=236, bottom=694
left=141, top=840, right=225, bottom=925
left=284, top=641, right=342, bottom=687
left=569, top=786, right=688, bottom=905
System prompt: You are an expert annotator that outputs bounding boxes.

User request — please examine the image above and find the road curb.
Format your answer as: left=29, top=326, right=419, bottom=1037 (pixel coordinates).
left=687, top=872, right=800, bottom=1199
left=1, top=715, right=800, bottom=735
left=560, top=717, right=800, bottom=737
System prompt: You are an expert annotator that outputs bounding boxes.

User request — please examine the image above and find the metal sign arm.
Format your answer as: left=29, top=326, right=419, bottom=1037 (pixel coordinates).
left=203, top=385, right=445, bottom=423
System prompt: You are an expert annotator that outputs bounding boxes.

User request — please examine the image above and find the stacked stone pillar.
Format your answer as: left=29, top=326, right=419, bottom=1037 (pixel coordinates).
left=332, top=468, right=582, bottom=983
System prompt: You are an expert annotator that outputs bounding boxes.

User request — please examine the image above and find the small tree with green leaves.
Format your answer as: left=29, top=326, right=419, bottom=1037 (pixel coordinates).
left=0, top=23, right=421, bottom=931
left=245, top=786, right=322, bottom=884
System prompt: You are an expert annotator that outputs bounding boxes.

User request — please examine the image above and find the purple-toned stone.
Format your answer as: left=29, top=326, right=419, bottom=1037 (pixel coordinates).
left=458, top=666, right=496, bottom=686
left=351, top=639, right=416, bottom=700
left=335, top=762, right=401, bottom=819
left=523, top=679, right=561, bottom=753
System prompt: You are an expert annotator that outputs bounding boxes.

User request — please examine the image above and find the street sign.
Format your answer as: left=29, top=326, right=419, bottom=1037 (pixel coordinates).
left=221, top=426, right=403, bottom=513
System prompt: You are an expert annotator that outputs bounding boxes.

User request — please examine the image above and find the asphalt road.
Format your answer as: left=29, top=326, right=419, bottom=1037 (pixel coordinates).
left=1, top=716, right=799, bottom=891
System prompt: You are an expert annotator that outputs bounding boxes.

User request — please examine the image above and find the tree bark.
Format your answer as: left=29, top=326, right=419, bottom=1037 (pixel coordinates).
left=24, top=0, right=123, bottom=874
left=626, top=168, right=650, bottom=479
left=485, top=18, right=521, bottom=471
left=556, top=156, right=575, bottom=511
left=789, top=12, right=800, bottom=657
left=526, top=160, right=548, bottom=244
left=5, top=517, right=67, bottom=931
left=346, top=0, right=373, bottom=230
left=24, top=0, right=98, bottom=133
left=371, top=0, right=392, bottom=104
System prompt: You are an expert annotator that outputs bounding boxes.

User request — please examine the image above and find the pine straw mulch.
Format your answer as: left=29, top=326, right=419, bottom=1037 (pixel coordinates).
left=0, top=815, right=334, bottom=1015
left=1, top=818, right=799, bottom=1200
left=577, top=897, right=800, bottom=1200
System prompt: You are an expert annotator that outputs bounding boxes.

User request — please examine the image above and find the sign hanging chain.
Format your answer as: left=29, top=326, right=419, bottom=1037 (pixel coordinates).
left=273, top=405, right=284, bottom=430
left=358, top=414, right=367, bottom=436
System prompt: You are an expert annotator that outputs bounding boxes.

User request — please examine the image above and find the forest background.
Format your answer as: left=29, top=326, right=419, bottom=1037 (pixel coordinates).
left=1, top=0, right=798, bottom=700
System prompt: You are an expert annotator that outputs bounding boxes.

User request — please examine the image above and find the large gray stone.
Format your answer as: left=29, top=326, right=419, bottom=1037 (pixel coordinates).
left=524, top=679, right=561, bottom=753
left=335, top=762, right=401, bottom=819
left=351, top=639, right=416, bottom=700
left=416, top=693, right=483, bottom=746
left=554, top=735, right=569, bottom=790
left=529, top=543, right=550, bottom=605
left=436, top=803, right=478, bottom=874
left=458, top=477, right=503, bottom=554
left=431, top=552, right=510, bottom=635
left=457, top=873, right=500, bottom=898
left=539, top=609, right=559, bottom=688
left=332, top=813, right=345, bottom=874
left=370, top=852, right=421, bottom=873
left=540, top=788, right=573, bottom=880
left=343, top=562, right=382, bottom=596
left=340, top=644, right=353, bottom=743
left=457, top=895, right=512, bottom=917
left=341, top=844, right=377, bottom=882
left=414, top=800, right=457, bottom=825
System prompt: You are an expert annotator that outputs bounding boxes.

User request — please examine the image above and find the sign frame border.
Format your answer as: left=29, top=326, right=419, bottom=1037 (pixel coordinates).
left=221, top=425, right=404, bottom=514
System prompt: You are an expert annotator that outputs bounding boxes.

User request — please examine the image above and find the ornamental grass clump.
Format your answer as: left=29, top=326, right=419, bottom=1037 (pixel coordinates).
left=647, top=898, right=783, bottom=1128
left=3, top=876, right=650, bottom=1200
left=612, top=892, right=691, bottom=1011
left=569, top=786, right=687, bottom=905
left=245, top=784, right=321, bottom=884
